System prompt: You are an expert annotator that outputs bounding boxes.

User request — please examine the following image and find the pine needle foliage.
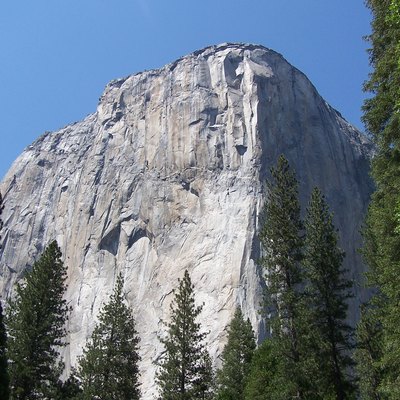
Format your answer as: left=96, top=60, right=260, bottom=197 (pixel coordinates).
left=156, top=269, right=214, bottom=400
left=216, top=307, right=256, bottom=400
left=361, top=0, right=400, bottom=397
left=7, top=241, right=68, bottom=400
left=244, top=339, right=287, bottom=400
left=77, top=273, right=141, bottom=400
left=303, top=187, right=355, bottom=399
left=355, top=305, right=385, bottom=400
left=258, top=155, right=308, bottom=398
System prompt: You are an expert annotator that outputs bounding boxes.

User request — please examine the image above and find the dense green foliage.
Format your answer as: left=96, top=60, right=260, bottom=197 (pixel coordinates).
left=57, top=375, right=82, bottom=400
left=258, top=155, right=309, bottom=398
left=304, top=187, right=355, bottom=399
left=360, top=0, right=400, bottom=397
left=0, top=193, right=10, bottom=399
left=156, top=269, right=214, bottom=400
left=215, top=307, right=256, bottom=400
left=355, top=305, right=384, bottom=400
left=244, top=339, right=286, bottom=400
left=254, top=157, right=356, bottom=399
left=77, top=273, right=141, bottom=400
left=7, top=241, right=68, bottom=399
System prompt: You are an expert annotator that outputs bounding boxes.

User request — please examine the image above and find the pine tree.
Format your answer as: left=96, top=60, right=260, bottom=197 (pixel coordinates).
left=216, top=307, right=256, bottom=400
left=77, top=273, right=141, bottom=400
left=195, top=351, right=214, bottom=400
left=258, top=155, right=307, bottom=398
left=7, top=241, right=69, bottom=400
left=0, top=192, right=10, bottom=399
left=303, top=187, right=355, bottom=399
left=362, top=0, right=400, bottom=397
left=57, top=375, right=82, bottom=400
left=244, top=339, right=287, bottom=400
left=156, top=269, right=214, bottom=400
left=355, top=305, right=384, bottom=400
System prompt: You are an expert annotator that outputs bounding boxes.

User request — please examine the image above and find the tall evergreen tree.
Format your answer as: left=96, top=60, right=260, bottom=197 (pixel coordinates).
left=303, top=187, right=355, bottom=399
left=77, top=273, right=141, bottom=400
left=362, top=1, right=400, bottom=397
left=258, top=155, right=308, bottom=398
left=355, top=305, right=384, bottom=400
left=244, top=339, right=285, bottom=400
left=0, top=192, right=10, bottom=399
left=156, top=269, right=214, bottom=400
left=7, top=241, right=68, bottom=400
left=215, top=307, right=256, bottom=400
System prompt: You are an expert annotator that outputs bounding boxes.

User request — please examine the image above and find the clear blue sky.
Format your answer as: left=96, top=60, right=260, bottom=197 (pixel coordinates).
left=0, top=1, right=371, bottom=180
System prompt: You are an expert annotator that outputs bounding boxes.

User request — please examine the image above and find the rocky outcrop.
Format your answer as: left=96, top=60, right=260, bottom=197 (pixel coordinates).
left=0, top=43, right=373, bottom=398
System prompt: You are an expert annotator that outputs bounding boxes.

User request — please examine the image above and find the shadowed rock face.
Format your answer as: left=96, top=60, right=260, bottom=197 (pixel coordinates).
left=0, top=43, right=373, bottom=398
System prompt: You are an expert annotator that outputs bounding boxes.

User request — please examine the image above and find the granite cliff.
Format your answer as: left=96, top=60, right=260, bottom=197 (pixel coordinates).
left=0, top=43, right=373, bottom=398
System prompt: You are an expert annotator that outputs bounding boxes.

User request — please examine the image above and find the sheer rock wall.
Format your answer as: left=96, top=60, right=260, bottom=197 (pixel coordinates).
left=0, top=43, right=373, bottom=399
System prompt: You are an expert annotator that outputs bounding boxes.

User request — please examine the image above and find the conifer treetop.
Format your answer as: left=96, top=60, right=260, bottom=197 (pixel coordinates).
left=77, top=272, right=141, bottom=400
left=7, top=240, right=69, bottom=399
left=157, top=269, right=214, bottom=399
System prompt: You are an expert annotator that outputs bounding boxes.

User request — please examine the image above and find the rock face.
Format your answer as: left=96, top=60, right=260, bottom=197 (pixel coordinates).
left=0, top=43, right=372, bottom=398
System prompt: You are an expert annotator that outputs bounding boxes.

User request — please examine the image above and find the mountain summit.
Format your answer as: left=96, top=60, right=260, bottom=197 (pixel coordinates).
left=0, top=43, right=372, bottom=398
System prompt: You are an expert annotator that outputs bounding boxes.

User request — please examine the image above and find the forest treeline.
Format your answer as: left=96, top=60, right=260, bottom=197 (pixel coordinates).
left=1, top=0, right=400, bottom=398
